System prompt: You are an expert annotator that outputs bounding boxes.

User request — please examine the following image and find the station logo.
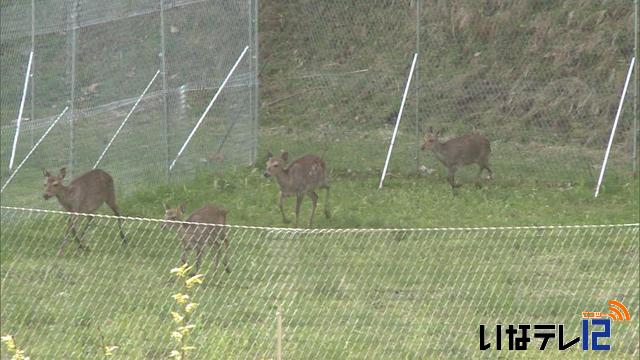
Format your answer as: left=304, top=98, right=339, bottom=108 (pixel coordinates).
left=479, top=300, right=630, bottom=351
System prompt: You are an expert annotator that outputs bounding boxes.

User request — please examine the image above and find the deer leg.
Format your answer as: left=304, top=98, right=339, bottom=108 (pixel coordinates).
left=295, top=193, right=304, bottom=228
left=475, top=165, right=484, bottom=189
left=71, top=217, right=89, bottom=251
left=106, top=198, right=127, bottom=244
left=59, top=216, right=84, bottom=255
left=180, top=236, right=189, bottom=266
left=447, top=167, right=461, bottom=190
left=219, top=228, right=231, bottom=273
left=323, top=186, right=331, bottom=219
left=211, top=236, right=231, bottom=274
left=194, top=243, right=204, bottom=274
left=484, top=165, right=493, bottom=180
left=58, top=216, right=75, bottom=256
left=76, top=216, right=95, bottom=248
left=180, top=248, right=188, bottom=265
left=308, top=191, right=318, bottom=227
left=279, top=192, right=290, bottom=224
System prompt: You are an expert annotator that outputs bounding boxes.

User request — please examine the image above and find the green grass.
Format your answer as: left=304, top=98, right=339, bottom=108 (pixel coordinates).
left=118, top=159, right=639, bottom=228
left=1, top=130, right=638, bottom=359
left=1, top=207, right=638, bottom=359
left=3, top=151, right=637, bottom=358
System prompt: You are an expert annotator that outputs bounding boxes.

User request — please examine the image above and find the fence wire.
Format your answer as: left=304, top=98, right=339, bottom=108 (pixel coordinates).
left=1, top=0, right=258, bottom=207
left=1, top=206, right=638, bottom=359
left=259, top=0, right=637, bottom=186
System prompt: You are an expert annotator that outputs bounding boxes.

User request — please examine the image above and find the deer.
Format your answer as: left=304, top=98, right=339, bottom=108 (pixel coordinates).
left=163, top=203, right=231, bottom=274
left=42, top=167, right=127, bottom=256
left=264, top=151, right=331, bottom=228
left=421, top=127, right=492, bottom=191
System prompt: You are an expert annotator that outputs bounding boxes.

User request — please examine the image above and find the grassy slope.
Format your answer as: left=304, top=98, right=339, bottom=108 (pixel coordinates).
left=259, top=0, right=636, bottom=138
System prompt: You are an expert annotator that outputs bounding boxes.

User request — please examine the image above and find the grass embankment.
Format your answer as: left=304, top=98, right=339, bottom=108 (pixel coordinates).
left=1, top=206, right=638, bottom=359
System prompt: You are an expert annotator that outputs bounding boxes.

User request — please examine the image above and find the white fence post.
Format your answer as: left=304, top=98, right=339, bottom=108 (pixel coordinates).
left=2, top=106, right=69, bottom=193
left=9, top=51, right=34, bottom=172
left=595, top=57, right=635, bottom=197
left=93, top=70, right=160, bottom=169
left=160, top=0, right=170, bottom=180
left=169, top=46, right=249, bottom=171
left=634, top=0, right=639, bottom=174
left=379, top=53, right=418, bottom=189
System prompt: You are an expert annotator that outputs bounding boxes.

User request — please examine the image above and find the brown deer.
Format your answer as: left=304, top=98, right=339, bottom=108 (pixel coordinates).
left=421, top=127, right=492, bottom=191
left=42, top=167, right=127, bottom=255
left=163, top=203, right=230, bottom=274
left=264, top=151, right=331, bottom=227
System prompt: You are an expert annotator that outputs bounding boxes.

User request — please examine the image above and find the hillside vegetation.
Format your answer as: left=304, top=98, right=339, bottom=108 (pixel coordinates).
left=259, top=0, right=637, bottom=145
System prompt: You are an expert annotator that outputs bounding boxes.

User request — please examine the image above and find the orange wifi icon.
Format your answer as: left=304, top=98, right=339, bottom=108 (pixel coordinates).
left=607, top=300, right=631, bottom=321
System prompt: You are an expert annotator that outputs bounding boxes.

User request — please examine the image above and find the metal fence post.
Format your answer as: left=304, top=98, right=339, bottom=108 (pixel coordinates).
left=160, top=0, right=171, bottom=181
left=415, top=0, right=421, bottom=173
left=251, top=0, right=259, bottom=165
left=30, top=0, right=36, bottom=147
left=634, top=0, right=638, bottom=175
left=69, top=0, right=79, bottom=178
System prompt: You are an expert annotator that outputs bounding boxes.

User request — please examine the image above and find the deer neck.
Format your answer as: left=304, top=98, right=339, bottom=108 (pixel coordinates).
left=273, top=169, right=295, bottom=193
left=55, top=185, right=76, bottom=212
left=430, top=141, right=448, bottom=164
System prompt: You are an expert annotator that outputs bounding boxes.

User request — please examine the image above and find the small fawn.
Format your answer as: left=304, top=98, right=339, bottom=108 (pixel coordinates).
left=421, top=127, right=492, bottom=191
left=264, top=151, right=331, bottom=227
left=42, top=167, right=127, bottom=255
left=164, top=203, right=230, bottom=273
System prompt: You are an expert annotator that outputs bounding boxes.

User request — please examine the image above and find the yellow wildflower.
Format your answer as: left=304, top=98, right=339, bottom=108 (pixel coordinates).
left=103, top=345, right=118, bottom=356
left=1, top=335, right=15, bottom=351
left=182, top=346, right=196, bottom=353
left=171, top=311, right=184, bottom=324
left=172, top=293, right=190, bottom=305
left=179, top=324, right=196, bottom=336
left=185, top=302, right=198, bottom=314
left=185, top=274, right=204, bottom=288
left=170, top=264, right=193, bottom=278
left=171, top=331, right=183, bottom=342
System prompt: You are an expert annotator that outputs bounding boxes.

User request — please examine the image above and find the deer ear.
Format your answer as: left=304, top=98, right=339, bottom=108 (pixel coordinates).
left=281, top=152, right=289, bottom=161
left=427, top=126, right=433, bottom=133
left=179, top=203, right=186, bottom=213
left=163, top=202, right=168, bottom=210
left=266, top=151, right=273, bottom=159
left=43, top=168, right=51, bottom=177
left=59, top=167, right=66, bottom=179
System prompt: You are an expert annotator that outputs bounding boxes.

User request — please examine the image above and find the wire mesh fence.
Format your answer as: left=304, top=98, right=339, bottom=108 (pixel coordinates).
left=2, top=1, right=637, bottom=208
left=258, top=0, right=637, bottom=187
left=1, top=206, right=638, bottom=358
left=0, top=0, right=258, bottom=207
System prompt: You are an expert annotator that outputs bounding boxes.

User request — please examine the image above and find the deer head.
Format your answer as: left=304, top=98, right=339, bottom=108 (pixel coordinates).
left=164, top=203, right=186, bottom=221
left=421, top=127, right=443, bottom=150
left=42, top=167, right=66, bottom=200
left=264, top=151, right=289, bottom=178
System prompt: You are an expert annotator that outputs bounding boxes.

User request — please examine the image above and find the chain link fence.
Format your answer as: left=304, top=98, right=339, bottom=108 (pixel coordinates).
left=1, top=0, right=258, bottom=207
left=259, top=0, right=637, bottom=186
left=0, top=206, right=638, bottom=358
left=1, top=1, right=637, bottom=207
